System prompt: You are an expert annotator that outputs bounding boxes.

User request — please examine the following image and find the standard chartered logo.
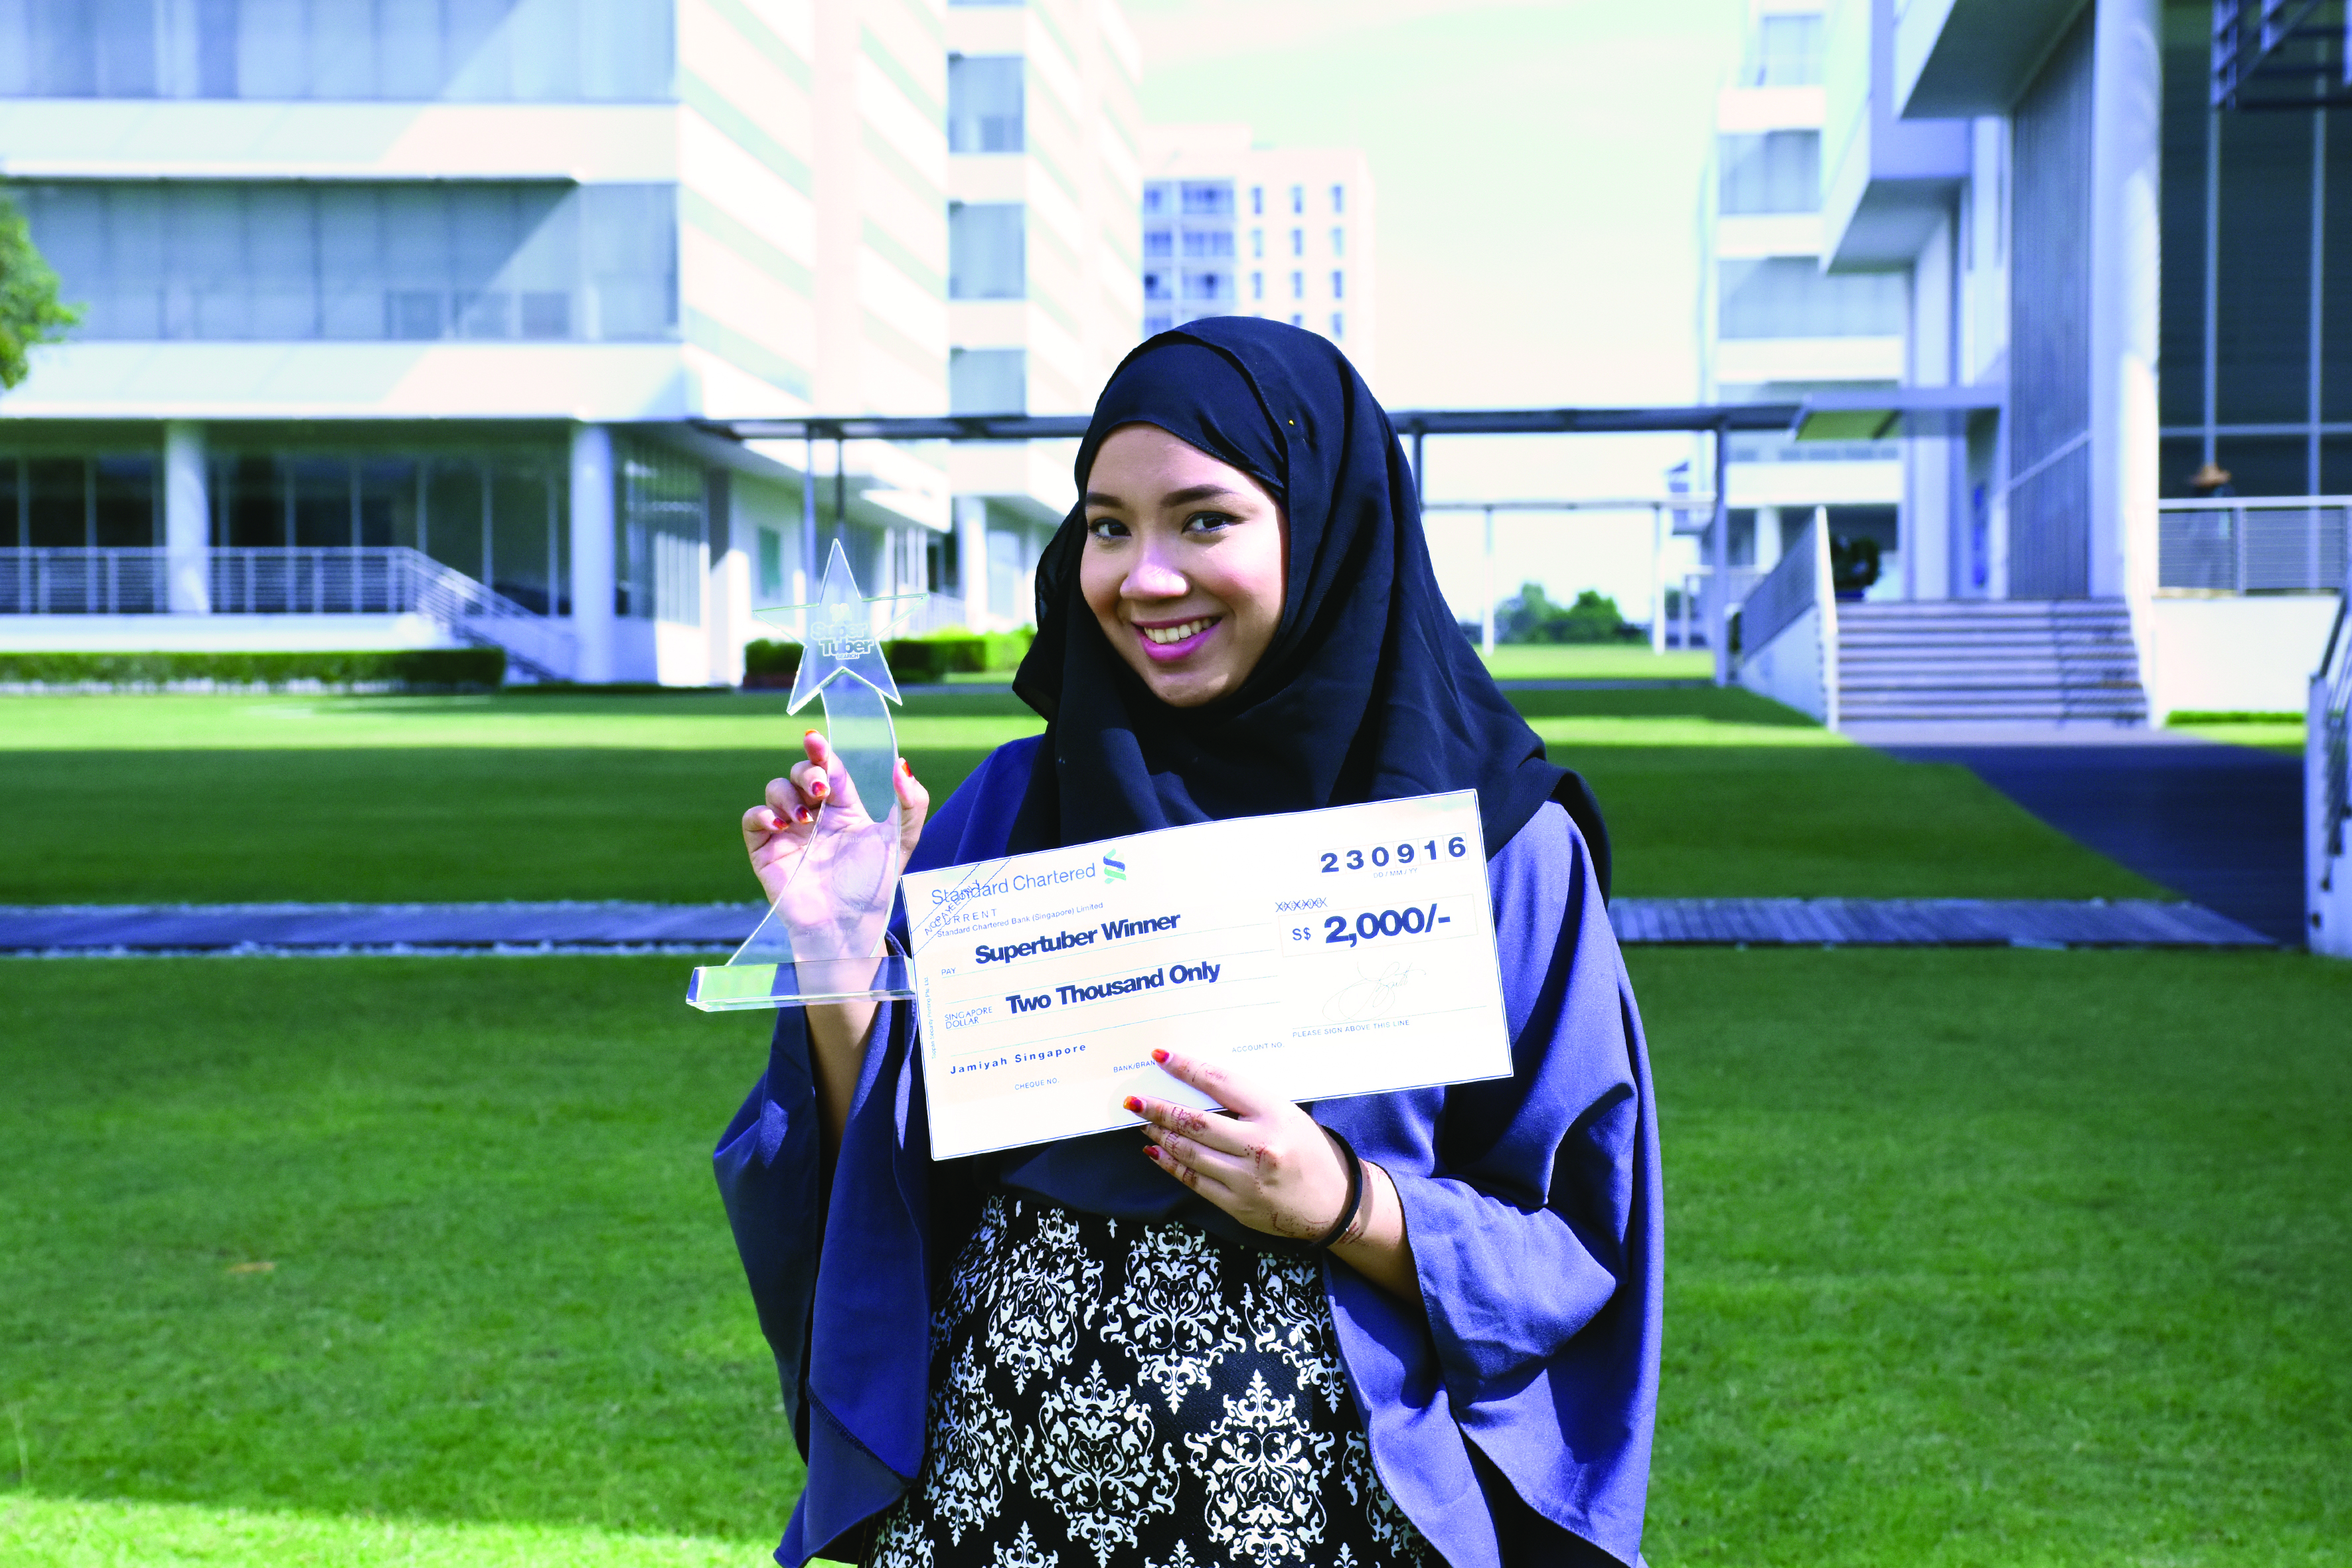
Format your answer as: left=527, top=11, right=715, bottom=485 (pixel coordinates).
left=1102, top=849, right=1127, bottom=883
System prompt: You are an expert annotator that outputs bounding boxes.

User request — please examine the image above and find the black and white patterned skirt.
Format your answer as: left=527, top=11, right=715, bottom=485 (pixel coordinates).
left=866, top=1192, right=1435, bottom=1568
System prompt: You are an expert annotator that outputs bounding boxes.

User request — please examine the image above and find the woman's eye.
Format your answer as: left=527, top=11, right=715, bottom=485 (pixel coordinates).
left=1086, top=517, right=1127, bottom=540
left=1182, top=511, right=1235, bottom=534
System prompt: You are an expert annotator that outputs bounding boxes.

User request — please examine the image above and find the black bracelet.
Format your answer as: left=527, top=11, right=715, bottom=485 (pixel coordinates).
left=1308, top=1129, right=1368, bottom=1252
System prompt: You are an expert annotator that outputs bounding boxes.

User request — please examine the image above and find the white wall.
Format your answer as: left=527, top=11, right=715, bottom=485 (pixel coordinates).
left=1737, top=603, right=1832, bottom=724
left=2142, top=595, right=2341, bottom=718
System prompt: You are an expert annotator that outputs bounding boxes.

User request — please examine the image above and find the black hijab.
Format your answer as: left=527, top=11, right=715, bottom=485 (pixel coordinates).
left=1007, top=317, right=1609, bottom=896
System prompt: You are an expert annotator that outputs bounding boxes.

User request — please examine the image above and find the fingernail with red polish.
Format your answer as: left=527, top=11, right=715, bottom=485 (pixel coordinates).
left=1122, top=1095, right=1142, bottom=1113
left=810, top=781, right=828, bottom=797
left=1151, top=1048, right=1169, bottom=1063
left=1142, top=1145, right=1162, bottom=1162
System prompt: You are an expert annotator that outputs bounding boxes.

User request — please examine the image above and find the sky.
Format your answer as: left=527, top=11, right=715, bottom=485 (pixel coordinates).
left=1125, top=0, right=1748, bottom=621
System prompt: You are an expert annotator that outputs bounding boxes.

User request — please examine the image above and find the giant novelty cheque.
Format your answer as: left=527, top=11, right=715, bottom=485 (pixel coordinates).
left=903, top=791, right=1514, bottom=1160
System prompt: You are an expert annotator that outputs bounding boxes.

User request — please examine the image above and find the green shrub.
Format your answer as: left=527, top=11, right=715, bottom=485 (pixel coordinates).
left=741, top=628, right=1033, bottom=688
left=2165, top=709, right=2302, bottom=726
left=1496, top=584, right=1640, bottom=645
left=0, top=647, right=505, bottom=690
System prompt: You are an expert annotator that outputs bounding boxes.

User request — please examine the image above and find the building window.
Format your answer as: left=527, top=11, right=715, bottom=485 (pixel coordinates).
left=1290, top=228, right=1304, bottom=258
left=1290, top=270, right=1304, bottom=301
left=1250, top=228, right=1264, bottom=259
left=1746, top=13, right=1825, bottom=87
left=0, top=453, right=158, bottom=550
left=1144, top=228, right=1173, bottom=259
left=1180, top=181, right=1233, bottom=216
left=1330, top=227, right=1344, bottom=257
left=1717, top=258, right=1907, bottom=337
left=1330, top=184, right=1345, bottom=214
left=1289, top=184, right=1304, bottom=215
left=1145, top=311, right=1172, bottom=333
left=0, top=0, right=677, bottom=100
left=949, top=347, right=1026, bottom=414
left=15, top=181, right=677, bottom=343
left=1251, top=186, right=1264, bottom=216
left=1289, top=313, right=1304, bottom=327
left=1717, top=131, right=1820, bottom=215
left=757, top=527, right=785, bottom=601
left=947, top=55, right=1024, bottom=153
left=1143, top=270, right=1172, bottom=301
left=1144, top=185, right=1166, bottom=215
left=1183, top=272, right=1225, bottom=301
left=1251, top=272, right=1263, bottom=301
left=1181, top=230, right=1233, bottom=259
left=948, top=201, right=1026, bottom=299
left=1331, top=311, right=1344, bottom=339
left=1330, top=270, right=1344, bottom=299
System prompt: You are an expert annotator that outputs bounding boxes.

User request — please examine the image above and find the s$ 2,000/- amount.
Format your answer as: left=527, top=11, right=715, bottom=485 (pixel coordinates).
left=1290, top=905, right=1451, bottom=947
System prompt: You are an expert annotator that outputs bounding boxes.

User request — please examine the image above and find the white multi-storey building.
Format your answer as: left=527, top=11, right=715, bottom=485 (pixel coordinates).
left=943, top=0, right=1142, bottom=633
left=1731, top=0, right=2346, bottom=728
left=1140, top=123, right=1375, bottom=388
left=1699, top=0, right=1909, bottom=603
left=0, top=0, right=1138, bottom=681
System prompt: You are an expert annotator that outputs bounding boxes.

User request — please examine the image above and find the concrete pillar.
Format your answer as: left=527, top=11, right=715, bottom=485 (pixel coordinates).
left=569, top=424, right=617, bottom=683
left=707, top=468, right=749, bottom=687
left=956, top=494, right=989, bottom=629
left=163, top=421, right=209, bottom=614
left=1908, top=211, right=1958, bottom=601
left=2088, top=0, right=2162, bottom=606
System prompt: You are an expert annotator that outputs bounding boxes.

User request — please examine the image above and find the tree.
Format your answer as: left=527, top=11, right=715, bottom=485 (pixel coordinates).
left=1494, top=583, right=1636, bottom=645
left=0, top=195, right=79, bottom=389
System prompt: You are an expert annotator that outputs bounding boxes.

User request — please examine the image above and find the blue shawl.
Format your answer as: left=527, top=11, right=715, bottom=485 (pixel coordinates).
left=715, top=738, right=1664, bottom=1567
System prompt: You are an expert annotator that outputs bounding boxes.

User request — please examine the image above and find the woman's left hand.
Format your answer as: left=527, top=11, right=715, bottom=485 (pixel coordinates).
left=1124, top=1048, right=1352, bottom=1243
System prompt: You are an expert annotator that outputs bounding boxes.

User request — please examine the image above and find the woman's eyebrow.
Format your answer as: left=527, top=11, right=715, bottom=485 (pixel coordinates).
left=1159, top=483, right=1247, bottom=508
left=1082, top=491, right=1127, bottom=510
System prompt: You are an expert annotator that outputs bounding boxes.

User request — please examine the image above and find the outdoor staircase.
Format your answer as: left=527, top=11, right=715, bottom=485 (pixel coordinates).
left=1835, top=600, right=2148, bottom=725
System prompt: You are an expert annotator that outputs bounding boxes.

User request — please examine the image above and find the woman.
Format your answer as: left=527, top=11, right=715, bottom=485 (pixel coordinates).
left=716, top=318, right=1662, bottom=1568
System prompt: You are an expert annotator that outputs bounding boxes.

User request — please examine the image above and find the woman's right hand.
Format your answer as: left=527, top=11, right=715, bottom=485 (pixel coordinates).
left=742, top=730, right=930, bottom=927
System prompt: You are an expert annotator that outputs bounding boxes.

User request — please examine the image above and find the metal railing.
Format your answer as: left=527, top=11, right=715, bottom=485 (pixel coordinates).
left=0, top=548, right=173, bottom=615
left=2157, top=496, right=2349, bottom=592
left=0, top=546, right=574, bottom=680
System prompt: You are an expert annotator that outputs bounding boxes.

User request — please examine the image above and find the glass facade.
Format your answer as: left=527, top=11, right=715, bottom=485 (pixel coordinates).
left=1717, top=258, right=1907, bottom=338
left=615, top=436, right=703, bottom=624
left=0, top=0, right=674, bottom=101
left=947, top=55, right=1022, bottom=153
left=0, top=453, right=159, bottom=547
left=205, top=447, right=568, bottom=611
left=13, top=181, right=677, bottom=343
left=2157, top=29, right=2352, bottom=496
left=1717, top=131, right=1822, bottom=214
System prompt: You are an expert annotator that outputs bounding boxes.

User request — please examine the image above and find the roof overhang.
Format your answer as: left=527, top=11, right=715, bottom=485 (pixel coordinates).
left=1794, top=384, right=2004, bottom=440
left=1897, top=0, right=2090, bottom=118
left=699, top=404, right=1810, bottom=444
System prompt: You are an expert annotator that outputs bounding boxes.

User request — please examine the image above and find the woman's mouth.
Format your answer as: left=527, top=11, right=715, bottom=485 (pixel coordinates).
left=1133, top=616, right=1220, bottom=661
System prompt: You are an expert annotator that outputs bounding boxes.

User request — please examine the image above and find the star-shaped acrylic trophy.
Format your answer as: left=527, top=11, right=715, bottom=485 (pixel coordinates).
left=687, top=538, right=929, bottom=1012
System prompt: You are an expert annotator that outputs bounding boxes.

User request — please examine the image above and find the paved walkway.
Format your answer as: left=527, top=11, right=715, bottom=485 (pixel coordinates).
left=0, top=897, right=2273, bottom=955
left=1848, top=724, right=2307, bottom=945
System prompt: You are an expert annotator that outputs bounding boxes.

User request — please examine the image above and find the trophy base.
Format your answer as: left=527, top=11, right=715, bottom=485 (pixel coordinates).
left=686, top=955, right=917, bottom=1012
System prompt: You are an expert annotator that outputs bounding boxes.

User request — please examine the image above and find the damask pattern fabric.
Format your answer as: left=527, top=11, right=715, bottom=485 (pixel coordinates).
left=868, top=1194, right=1433, bottom=1568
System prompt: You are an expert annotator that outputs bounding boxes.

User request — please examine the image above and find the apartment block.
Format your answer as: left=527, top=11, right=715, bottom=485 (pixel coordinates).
left=1141, top=123, right=1375, bottom=388
left=943, top=0, right=1142, bottom=632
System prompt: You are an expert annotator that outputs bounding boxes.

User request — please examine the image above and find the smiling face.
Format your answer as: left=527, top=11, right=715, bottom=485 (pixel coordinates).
left=1079, top=422, right=1288, bottom=708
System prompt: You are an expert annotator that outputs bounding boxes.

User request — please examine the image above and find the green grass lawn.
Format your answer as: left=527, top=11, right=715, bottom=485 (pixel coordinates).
left=2167, top=719, right=2307, bottom=754
left=6, top=949, right=2346, bottom=1565
left=0, top=686, right=2161, bottom=904
left=1478, top=644, right=1712, bottom=681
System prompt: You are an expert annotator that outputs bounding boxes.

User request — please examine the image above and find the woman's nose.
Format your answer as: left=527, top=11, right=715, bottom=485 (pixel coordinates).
left=1122, top=550, right=1188, bottom=599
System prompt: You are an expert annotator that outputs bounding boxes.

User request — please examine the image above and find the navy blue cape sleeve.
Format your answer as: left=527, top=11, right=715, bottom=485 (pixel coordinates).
left=1316, top=803, right=1662, bottom=1568
left=712, top=737, right=1040, bottom=1567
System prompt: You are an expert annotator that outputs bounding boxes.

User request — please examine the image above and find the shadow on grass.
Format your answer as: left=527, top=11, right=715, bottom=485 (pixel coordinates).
left=0, top=748, right=1003, bottom=904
